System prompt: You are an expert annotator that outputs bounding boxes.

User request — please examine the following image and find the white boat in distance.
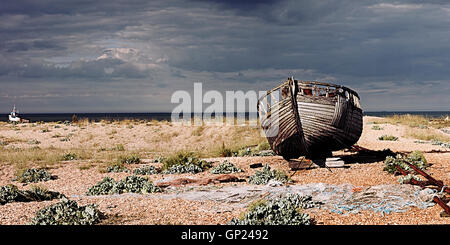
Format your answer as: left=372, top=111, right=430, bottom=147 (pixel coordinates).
left=8, top=105, right=28, bottom=123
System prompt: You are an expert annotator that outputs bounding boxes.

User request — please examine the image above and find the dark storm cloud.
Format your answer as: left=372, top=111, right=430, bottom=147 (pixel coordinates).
left=0, top=0, right=449, bottom=112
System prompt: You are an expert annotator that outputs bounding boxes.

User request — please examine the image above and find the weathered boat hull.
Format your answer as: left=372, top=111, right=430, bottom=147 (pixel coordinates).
left=258, top=78, right=363, bottom=160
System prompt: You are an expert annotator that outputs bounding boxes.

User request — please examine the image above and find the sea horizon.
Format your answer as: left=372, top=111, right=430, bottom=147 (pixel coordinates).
left=1, top=110, right=448, bottom=122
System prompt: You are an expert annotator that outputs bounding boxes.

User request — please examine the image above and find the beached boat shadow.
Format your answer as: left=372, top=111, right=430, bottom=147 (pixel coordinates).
left=337, top=148, right=396, bottom=165
left=288, top=148, right=395, bottom=170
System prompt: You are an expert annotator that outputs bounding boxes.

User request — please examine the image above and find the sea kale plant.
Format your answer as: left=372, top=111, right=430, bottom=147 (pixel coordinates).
left=248, top=164, right=289, bottom=185
left=228, top=194, right=316, bottom=225
left=14, top=168, right=52, bottom=183
left=133, top=165, right=159, bottom=175
left=383, top=151, right=429, bottom=184
left=86, top=175, right=161, bottom=196
left=0, top=185, right=64, bottom=205
left=106, top=162, right=130, bottom=173
left=383, top=151, right=428, bottom=174
left=210, top=160, right=243, bottom=174
left=30, top=198, right=104, bottom=225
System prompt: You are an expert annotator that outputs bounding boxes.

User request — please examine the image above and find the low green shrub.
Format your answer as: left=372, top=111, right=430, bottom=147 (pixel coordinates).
left=30, top=198, right=104, bottom=225
left=14, top=168, right=52, bottom=183
left=371, top=125, right=383, bottom=130
left=248, top=164, right=289, bottom=185
left=229, top=194, right=315, bottom=225
left=86, top=176, right=161, bottom=196
left=162, top=164, right=204, bottom=174
left=210, top=160, right=243, bottom=174
left=106, top=162, right=130, bottom=173
left=0, top=185, right=64, bottom=205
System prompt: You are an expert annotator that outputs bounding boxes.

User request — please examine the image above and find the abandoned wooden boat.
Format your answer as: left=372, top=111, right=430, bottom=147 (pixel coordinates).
left=257, top=77, right=363, bottom=160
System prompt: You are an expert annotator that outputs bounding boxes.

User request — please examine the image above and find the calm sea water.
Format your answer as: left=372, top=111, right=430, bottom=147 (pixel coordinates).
left=0, top=111, right=448, bottom=122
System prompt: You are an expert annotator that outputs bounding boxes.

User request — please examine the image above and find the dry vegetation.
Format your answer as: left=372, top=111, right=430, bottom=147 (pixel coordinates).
left=371, top=114, right=450, bottom=129
left=368, top=114, right=450, bottom=143
left=0, top=119, right=266, bottom=172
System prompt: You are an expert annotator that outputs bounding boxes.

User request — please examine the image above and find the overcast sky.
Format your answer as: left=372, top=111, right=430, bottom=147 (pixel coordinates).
left=1, top=0, right=449, bottom=113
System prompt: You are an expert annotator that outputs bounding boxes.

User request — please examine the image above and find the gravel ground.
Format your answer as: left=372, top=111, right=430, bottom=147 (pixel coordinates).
left=0, top=116, right=449, bottom=225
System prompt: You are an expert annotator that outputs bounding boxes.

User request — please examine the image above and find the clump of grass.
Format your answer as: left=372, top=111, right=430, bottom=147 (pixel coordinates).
left=118, top=155, right=141, bottom=164
left=41, top=128, right=51, bottom=133
left=14, top=168, right=52, bottom=183
left=255, top=141, right=271, bottom=151
left=371, top=125, right=383, bottom=130
left=30, top=198, right=104, bottom=225
left=152, top=156, right=165, bottom=163
left=105, top=162, right=130, bottom=173
left=210, top=160, right=243, bottom=174
left=191, top=126, right=204, bottom=136
left=161, top=151, right=212, bottom=174
left=378, top=135, right=398, bottom=141
left=0, top=136, right=25, bottom=146
left=248, top=164, right=290, bottom=185
left=78, top=163, right=95, bottom=171
left=72, top=114, right=78, bottom=123
left=111, top=144, right=125, bottom=151
left=86, top=176, right=161, bottom=196
left=62, top=152, right=77, bottom=161
left=217, top=143, right=237, bottom=157
left=229, top=194, right=315, bottom=225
